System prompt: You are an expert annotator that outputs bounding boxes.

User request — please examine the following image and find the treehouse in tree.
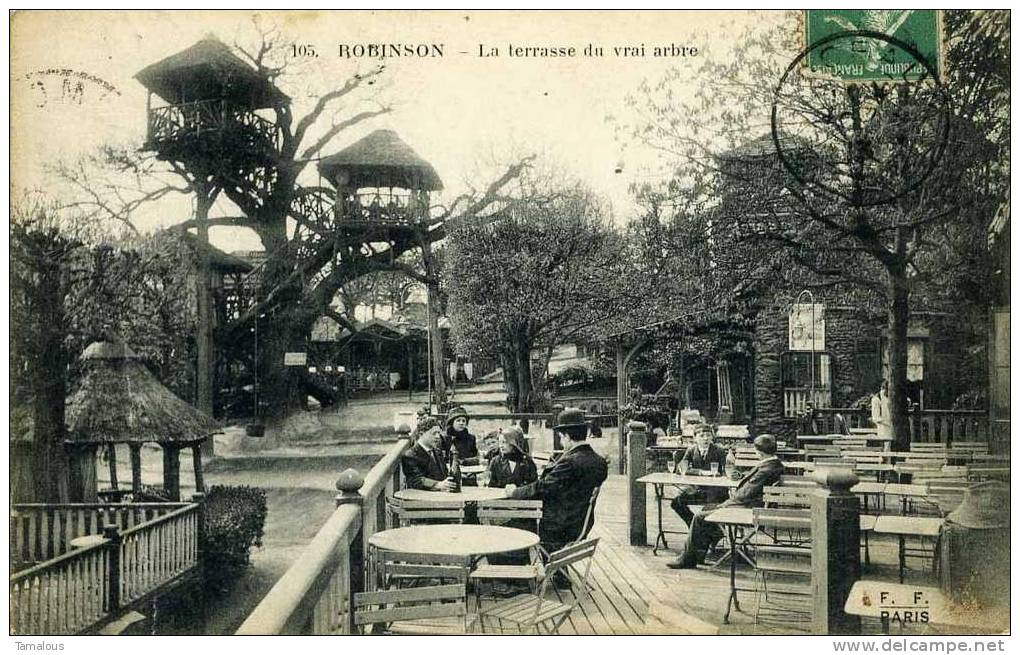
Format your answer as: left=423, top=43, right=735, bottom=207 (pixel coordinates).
left=135, top=37, right=288, bottom=198
left=318, top=129, right=443, bottom=231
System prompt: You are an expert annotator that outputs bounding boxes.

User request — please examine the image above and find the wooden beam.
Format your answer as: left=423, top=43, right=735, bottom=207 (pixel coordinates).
left=162, top=445, right=181, bottom=502
left=107, top=444, right=119, bottom=491
left=130, top=443, right=143, bottom=493
left=192, top=443, right=205, bottom=493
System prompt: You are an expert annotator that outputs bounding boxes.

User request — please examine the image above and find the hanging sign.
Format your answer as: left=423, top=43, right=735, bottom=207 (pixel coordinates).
left=284, top=352, right=308, bottom=366
left=788, top=304, right=826, bottom=351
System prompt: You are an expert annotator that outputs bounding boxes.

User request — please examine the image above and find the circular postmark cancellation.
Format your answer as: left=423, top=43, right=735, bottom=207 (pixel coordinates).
left=770, top=30, right=952, bottom=208
left=24, top=69, right=122, bottom=109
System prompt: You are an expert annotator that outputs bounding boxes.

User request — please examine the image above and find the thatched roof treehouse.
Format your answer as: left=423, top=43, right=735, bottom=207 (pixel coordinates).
left=318, top=129, right=443, bottom=228
left=135, top=37, right=288, bottom=195
left=65, top=341, right=218, bottom=502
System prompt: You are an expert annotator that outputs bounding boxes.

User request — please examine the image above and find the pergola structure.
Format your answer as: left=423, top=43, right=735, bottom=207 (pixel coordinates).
left=65, top=341, right=218, bottom=501
left=606, top=311, right=756, bottom=473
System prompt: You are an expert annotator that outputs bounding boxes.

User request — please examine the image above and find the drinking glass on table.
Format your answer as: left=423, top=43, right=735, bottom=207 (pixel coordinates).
left=677, top=458, right=689, bottom=475
left=666, top=457, right=677, bottom=474
left=709, top=462, right=719, bottom=476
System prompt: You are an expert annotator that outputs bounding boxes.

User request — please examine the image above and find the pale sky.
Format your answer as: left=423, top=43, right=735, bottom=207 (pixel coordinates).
left=11, top=10, right=786, bottom=251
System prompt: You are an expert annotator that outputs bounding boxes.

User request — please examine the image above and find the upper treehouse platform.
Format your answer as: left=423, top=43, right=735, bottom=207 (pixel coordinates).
left=135, top=38, right=288, bottom=167
left=315, top=129, right=443, bottom=231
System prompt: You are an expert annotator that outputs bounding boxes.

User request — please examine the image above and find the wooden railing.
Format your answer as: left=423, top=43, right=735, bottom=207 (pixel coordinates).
left=809, top=408, right=989, bottom=444
left=783, top=387, right=832, bottom=417
left=10, top=535, right=111, bottom=635
left=236, top=436, right=410, bottom=635
left=147, top=100, right=283, bottom=155
left=118, top=503, right=202, bottom=606
left=11, top=503, right=189, bottom=568
left=9, top=500, right=202, bottom=636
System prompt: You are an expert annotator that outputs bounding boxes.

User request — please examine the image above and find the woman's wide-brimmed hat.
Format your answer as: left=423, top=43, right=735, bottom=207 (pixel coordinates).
left=501, top=426, right=528, bottom=453
left=446, top=405, right=470, bottom=426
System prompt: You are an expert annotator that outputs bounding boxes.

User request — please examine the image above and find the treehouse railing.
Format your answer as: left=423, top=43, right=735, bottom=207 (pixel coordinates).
left=9, top=500, right=202, bottom=636
left=147, top=99, right=283, bottom=155
left=236, top=435, right=410, bottom=635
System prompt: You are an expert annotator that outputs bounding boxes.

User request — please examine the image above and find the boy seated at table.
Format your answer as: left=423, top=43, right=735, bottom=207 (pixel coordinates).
left=670, top=424, right=729, bottom=528
left=667, top=434, right=784, bottom=569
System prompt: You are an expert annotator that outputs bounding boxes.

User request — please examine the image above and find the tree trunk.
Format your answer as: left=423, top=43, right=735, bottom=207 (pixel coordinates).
left=514, top=337, right=535, bottom=413
left=30, top=260, right=70, bottom=503
left=259, top=313, right=307, bottom=417
left=194, top=188, right=216, bottom=454
left=420, top=238, right=447, bottom=408
left=501, top=350, right=519, bottom=412
left=887, top=264, right=912, bottom=450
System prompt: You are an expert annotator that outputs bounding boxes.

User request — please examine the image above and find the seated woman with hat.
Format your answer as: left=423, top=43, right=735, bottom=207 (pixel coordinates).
left=486, top=427, right=538, bottom=489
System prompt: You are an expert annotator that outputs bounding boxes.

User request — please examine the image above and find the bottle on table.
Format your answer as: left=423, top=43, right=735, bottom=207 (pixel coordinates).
left=448, top=452, right=462, bottom=493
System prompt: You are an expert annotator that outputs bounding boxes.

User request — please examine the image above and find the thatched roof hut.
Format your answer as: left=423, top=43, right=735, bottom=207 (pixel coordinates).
left=318, top=129, right=443, bottom=191
left=135, top=37, right=288, bottom=109
left=65, top=341, right=217, bottom=501
left=66, top=341, right=217, bottom=445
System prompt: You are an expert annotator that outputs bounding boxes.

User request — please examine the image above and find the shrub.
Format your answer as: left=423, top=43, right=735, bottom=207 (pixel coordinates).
left=202, top=485, right=268, bottom=595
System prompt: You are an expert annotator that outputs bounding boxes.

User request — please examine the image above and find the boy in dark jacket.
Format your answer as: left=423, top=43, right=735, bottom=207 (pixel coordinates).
left=670, top=424, right=729, bottom=527
left=668, top=434, right=784, bottom=569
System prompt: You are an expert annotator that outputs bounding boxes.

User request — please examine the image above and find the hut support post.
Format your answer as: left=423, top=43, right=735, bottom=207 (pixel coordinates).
left=67, top=444, right=99, bottom=503
left=130, top=443, right=143, bottom=494
left=107, top=444, right=119, bottom=491
left=162, top=445, right=181, bottom=501
left=192, top=443, right=205, bottom=493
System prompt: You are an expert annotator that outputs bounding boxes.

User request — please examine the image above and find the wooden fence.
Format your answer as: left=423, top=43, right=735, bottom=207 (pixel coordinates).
left=10, top=501, right=202, bottom=635
left=810, top=408, right=989, bottom=444
left=11, top=503, right=189, bottom=568
left=235, top=436, right=409, bottom=635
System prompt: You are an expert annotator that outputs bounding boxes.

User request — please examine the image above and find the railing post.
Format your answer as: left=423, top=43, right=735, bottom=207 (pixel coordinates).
left=336, top=469, right=365, bottom=635
left=103, top=524, right=122, bottom=613
left=807, top=468, right=861, bottom=635
left=627, top=421, right=648, bottom=547
left=191, top=492, right=206, bottom=565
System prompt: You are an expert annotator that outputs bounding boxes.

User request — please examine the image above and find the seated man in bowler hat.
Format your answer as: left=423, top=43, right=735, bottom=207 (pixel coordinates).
left=670, top=423, right=729, bottom=529
left=668, top=434, right=783, bottom=569
left=504, top=407, right=608, bottom=556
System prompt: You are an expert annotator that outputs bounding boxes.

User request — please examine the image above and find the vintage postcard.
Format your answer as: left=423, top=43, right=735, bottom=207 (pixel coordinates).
left=8, top=8, right=1010, bottom=646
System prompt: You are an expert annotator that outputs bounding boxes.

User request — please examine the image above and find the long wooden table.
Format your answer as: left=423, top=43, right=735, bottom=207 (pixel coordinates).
left=872, top=516, right=943, bottom=583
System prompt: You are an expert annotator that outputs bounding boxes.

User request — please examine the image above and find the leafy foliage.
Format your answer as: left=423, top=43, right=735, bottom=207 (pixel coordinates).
left=444, top=175, right=627, bottom=411
left=202, top=485, right=269, bottom=595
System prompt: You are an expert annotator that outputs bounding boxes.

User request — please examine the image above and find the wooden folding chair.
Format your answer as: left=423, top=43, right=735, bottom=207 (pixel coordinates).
left=472, top=500, right=544, bottom=594
left=372, top=549, right=472, bottom=601
left=387, top=497, right=465, bottom=526
left=750, top=508, right=812, bottom=626
left=352, top=583, right=470, bottom=635
left=477, top=538, right=599, bottom=635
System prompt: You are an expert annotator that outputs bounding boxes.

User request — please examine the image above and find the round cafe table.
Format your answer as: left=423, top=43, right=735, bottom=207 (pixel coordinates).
left=394, top=487, right=506, bottom=503
left=368, top=524, right=539, bottom=558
